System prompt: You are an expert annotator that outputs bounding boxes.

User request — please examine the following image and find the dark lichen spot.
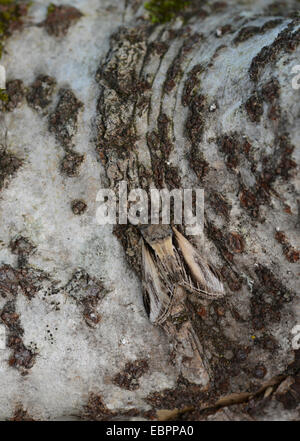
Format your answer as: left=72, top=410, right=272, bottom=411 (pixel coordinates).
left=189, top=147, right=209, bottom=181
left=0, top=264, right=18, bottom=298
left=26, top=75, right=56, bottom=111
left=113, top=359, right=149, bottom=391
left=217, top=133, right=245, bottom=170
left=8, top=342, right=36, bottom=371
left=82, top=393, right=115, bottom=421
left=43, top=4, right=83, bottom=37
left=267, top=102, right=281, bottom=121
left=0, top=300, right=36, bottom=372
left=235, top=347, right=250, bottom=362
left=259, top=77, right=282, bottom=120
left=245, top=92, right=264, bottom=123
left=182, top=64, right=204, bottom=107
left=64, top=269, right=107, bottom=328
left=184, top=93, right=210, bottom=182
left=207, top=191, right=231, bottom=220
left=149, top=40, right=169, bottom=56
left=211, top=1, right=227, bottom=12
left=274, top=134, right=296, bottom=181
left=275, top=230, right=299, bottom=263
left=239, top=187, right=260, bottom=219
left=234, top=26, right=262, bottom=44
left=235, top=133, right=296, bottom=220
left=261, top=77, right=280, bottom=102
left=185, top=94, right=206, bottom=144
left=254, top=334, right=278, bottom=352
left=197, top=306, right=207, bottom=317
left=0, top=1, right=30, bottom=59
left=220, top=265, right=242, bottom=291
left=146, top=376, right=208, bottom=411
left=9, top=404, right=35, bottom=421
left=146, top=112, right=180, bottom=189
left=283, top=248, right=299, bottom=264
left=82, top=393, right=142, bottom=421
left=226, top=232, right=244, bottom=254
left=215, top=25, right=232, bottom=38
left=250, top=265, right=293, bottom=330
left=164, top=33, right=202, bottom=94
left=49, top=88, right=83, bottom=149
left=164, top=165, right=182, bottom=190
left=0, top=149, right=22, bottom=191
left=71, top=199, right=87, bottom=215
left=167, top=27, right=185, bottom=40
left=249, top=19, right=300, bottom=82
left=206, top=222, right=238, bottom=265
left=0, top=263, right=49, bottom=301
left=233, top=19, right=282, bottom=45
left=10, top=236, right=36, bottom=267
left=164, top=57, right=183, bottom=94
left=265, top=1, right=299, bottom=18
left=113, top=224, right=142, bottom=274
left=0, top=79, right=25, bottom=112
left=60, top=150, right=84, bottom=177
left=253, top=364, right=267, bottom=379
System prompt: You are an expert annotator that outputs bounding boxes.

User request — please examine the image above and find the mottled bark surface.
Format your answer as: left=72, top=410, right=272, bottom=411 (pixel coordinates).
left=0, top=0, right=299, bottom=420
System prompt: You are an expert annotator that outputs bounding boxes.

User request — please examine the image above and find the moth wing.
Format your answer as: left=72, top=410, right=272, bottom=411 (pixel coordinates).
left=177, top=323, right=210, bottom=386
left=142, top=240, right=174, bottom=325
left=163, top=318, right=210, bottom=386
left=172, top=227, right=225, bottom=299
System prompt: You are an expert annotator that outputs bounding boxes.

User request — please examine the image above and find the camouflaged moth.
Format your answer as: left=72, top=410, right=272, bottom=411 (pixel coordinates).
left=140, top=224, right=225, bottom=385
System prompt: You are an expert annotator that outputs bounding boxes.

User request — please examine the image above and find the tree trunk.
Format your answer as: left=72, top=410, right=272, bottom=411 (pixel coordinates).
left=0, top=0, right=299, bottom=421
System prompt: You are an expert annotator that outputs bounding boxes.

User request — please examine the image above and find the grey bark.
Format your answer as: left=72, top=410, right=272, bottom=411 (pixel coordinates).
left=0, top=0, right=299, bottom=421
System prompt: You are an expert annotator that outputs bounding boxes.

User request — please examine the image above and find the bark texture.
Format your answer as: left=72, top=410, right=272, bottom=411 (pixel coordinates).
left=0, top=0, right=299, bottom=421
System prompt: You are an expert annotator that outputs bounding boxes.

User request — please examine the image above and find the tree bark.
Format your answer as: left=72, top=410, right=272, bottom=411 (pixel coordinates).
left=0, top=0, right=299, bottom=421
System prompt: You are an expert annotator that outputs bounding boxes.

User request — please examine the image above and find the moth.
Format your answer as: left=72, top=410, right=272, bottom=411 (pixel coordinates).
left=140, top=224, right=225, bottom=386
